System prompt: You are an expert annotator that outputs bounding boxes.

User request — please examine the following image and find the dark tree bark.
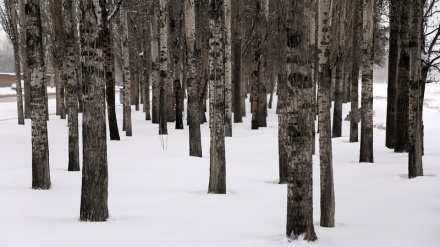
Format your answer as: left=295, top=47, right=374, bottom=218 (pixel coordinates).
left=185, top=0, right=202, bottom=157
left=151, top=0, right=160, bottom=124
left=63, top=0, right=80, bottom=171
left=79, top=0, right=109, bottom=221
left=385, top=0, right=400, bottom=149
left=251, top=0, right=261, bottom=130
left=350, top=0, right=363, bottom=143
left=103, top=4, right=120, bottom=141
left=208, top=0, right=226, bottom=194
left=284, top=0, right=317, bottom=241
left=318, top=0, right=335, bottom=228
left=159, top=0, right=169, bottom=135
left=121, top=4, right=132, bottom=136
left=360, top=0, right=374, bottom=163
left=27, top=0, right=51, bottom=190
left=395, top=0, right=409, bottom=153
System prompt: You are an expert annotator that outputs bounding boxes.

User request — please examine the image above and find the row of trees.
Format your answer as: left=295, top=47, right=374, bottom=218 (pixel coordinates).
left=0, top=0, right=437, bottom=241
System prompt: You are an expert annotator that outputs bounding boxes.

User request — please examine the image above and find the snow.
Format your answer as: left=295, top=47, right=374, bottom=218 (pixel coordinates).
left=0, top=82, right=439, bottom=247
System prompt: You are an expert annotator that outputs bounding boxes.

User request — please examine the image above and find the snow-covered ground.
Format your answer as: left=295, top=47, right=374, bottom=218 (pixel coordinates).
left=0, top=83, right=439, bottom=247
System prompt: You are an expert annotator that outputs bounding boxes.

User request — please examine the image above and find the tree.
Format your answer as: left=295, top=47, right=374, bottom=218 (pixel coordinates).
left=103, top=0, right=121, bottom=141
left=185, top=0, right=202, bottom=157
left=385, top=0, right=400, bottom=149
left=150, top=0, right=160, bottom=124
left=0, top=0, right=24, bottom=125
left=208, top=0, right=226, bottom=194
left=284, top=0, right=317, bottom=241
left=318, top=0, right=335, bottom=228
left=159, top=0, right=169, bottom=135
left=79, top=0, right=109, bottom=221
left=251, top=0, right=262, bottom=130
left=224, top=0, right=232, bottom=136
left=19, top=0, right=31, bottom=119
left=395, top=0, right=410, bottom=153
left=360, top=0, right=374, bottom=163
left=407, top=0, right=423, bottom=178
left=63, top=0, right=80, bottom=171
left=26, top=0, right=51, bottom=190
left=121, top=2, right=132, bottom=136
left=350, top=0, right=363, bottom=143
left=232, top=0, right=243, bottom=124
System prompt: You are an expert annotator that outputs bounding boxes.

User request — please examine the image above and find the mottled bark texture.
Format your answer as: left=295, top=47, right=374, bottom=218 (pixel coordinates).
left=350, top=0, right=363, bottom=143
left=251, top=0, right=261, bottom=130
left=408, top=0, right=423, bottom=178
left=318, top=0, right=335, bottom=228
left=284, top=0, right=317, bottom=241
left=360, top=0, right=374, bottom=163
left=121, top=4, right=132, bottom=136
left=257, top=0, right=268, bottom=128
left=232, top=0, right=243, bottom=123
left=151, top=0, right=160, bottom=124
left=26, top=0, right=51, bottom=190
left=208, top=0, right=226, bottom=194
left=63, top=0, right=80, bottom=171
left=103, top=7, right=120, bottom=141
left=19, top=0, right=31, bottom=119
left=224, top=0, right=232, bottom=136
left=185, top=0, right=202, bottom=157
left=159, top=0, right=169, bottom=135
left=79, top=0, right=109, bottom=222
left=277, top=32, right=288, bottom=184
left=385, top=0, right=400, bottom=149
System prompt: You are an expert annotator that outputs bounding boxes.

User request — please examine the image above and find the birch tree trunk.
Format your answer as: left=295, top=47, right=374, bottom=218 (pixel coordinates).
left=103, top=6, right=120, bottom=141
left=331, top=0, right=344, bottom=138
left=350, top=0, right=363, bottom=143
left=232, top=0, right=243, bottom=123
left=79, top=0, right=109, bottom=222
left=19, top=0, right=31, bottom=119
left=7, top=0, right=25, bottom=125
left=224, top=0, right=232, bottom=136
left=285, top=0, right=317, bottom=241
left=121, top=4, right=132, bottom=136
left=360, top=0, right=374, bottom=163
left=63, top=0, right=80, bottom=171
left=385, top=0, right=400, bottom=149
left=27, top=0, right=51, bottom=190
left=151, top=0, right=160, bottom=124
left=208, top=0, right=226, bottom=194
left=251, top=0, right=261, bottom=130
left=257, top=0, right=268, bottom=128
left=277, top=4, right=288, bottom=184
left=318, top=0, right=335, bottom=228
left=185, top=0, right=202, bottom=157
left=408, top=0, right=423, bottom=178
left=159, top=0, right=169, bottom=135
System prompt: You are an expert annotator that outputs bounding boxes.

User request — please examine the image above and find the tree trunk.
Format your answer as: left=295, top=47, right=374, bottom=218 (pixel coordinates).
left=251, top=0, right=261, bottom=130
left=121, top=5, right=132, bottom=136
left=151, top=0, right=160, bottom=124
left=385, top=0, right=400, bottom=149
left=224, top=0, right=232, bottom=136
left=350, top=0, right=362, bottom=143
left=63, top=0, right=80, bottom=171
left=360, top=0, right=374, bottom=163
left=208, top=0, right=226, bottom=194
left=285, top=0, right=317, bottom=241
left=318, top=0, right=335, bottom=228
left=185, top=0, right=202, bottom=157
left=19, top=0, right=31, bottom=119
left=407, top=0, right=423, bottom=178
left=257, top=0, right=268, bottom=128
left=232, top=0, right=243, bottom=123
left=27, top=0, right=51, bottom=190
left=79, top=0, right=109, bottom=222
left=103, top=10, right=120, bottom=141
left=331, top=0, right=345, bottom=138
left=395, top=0, right=409, bottom=153
left=159, top=0, right=169, bottom=135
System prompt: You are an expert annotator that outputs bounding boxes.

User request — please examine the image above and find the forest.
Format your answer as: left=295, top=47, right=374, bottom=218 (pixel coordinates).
left=0, top=0, right=439, bottom=245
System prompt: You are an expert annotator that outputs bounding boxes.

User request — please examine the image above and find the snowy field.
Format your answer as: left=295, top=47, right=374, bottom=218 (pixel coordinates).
left=0, top=83, right=439, bottom=247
